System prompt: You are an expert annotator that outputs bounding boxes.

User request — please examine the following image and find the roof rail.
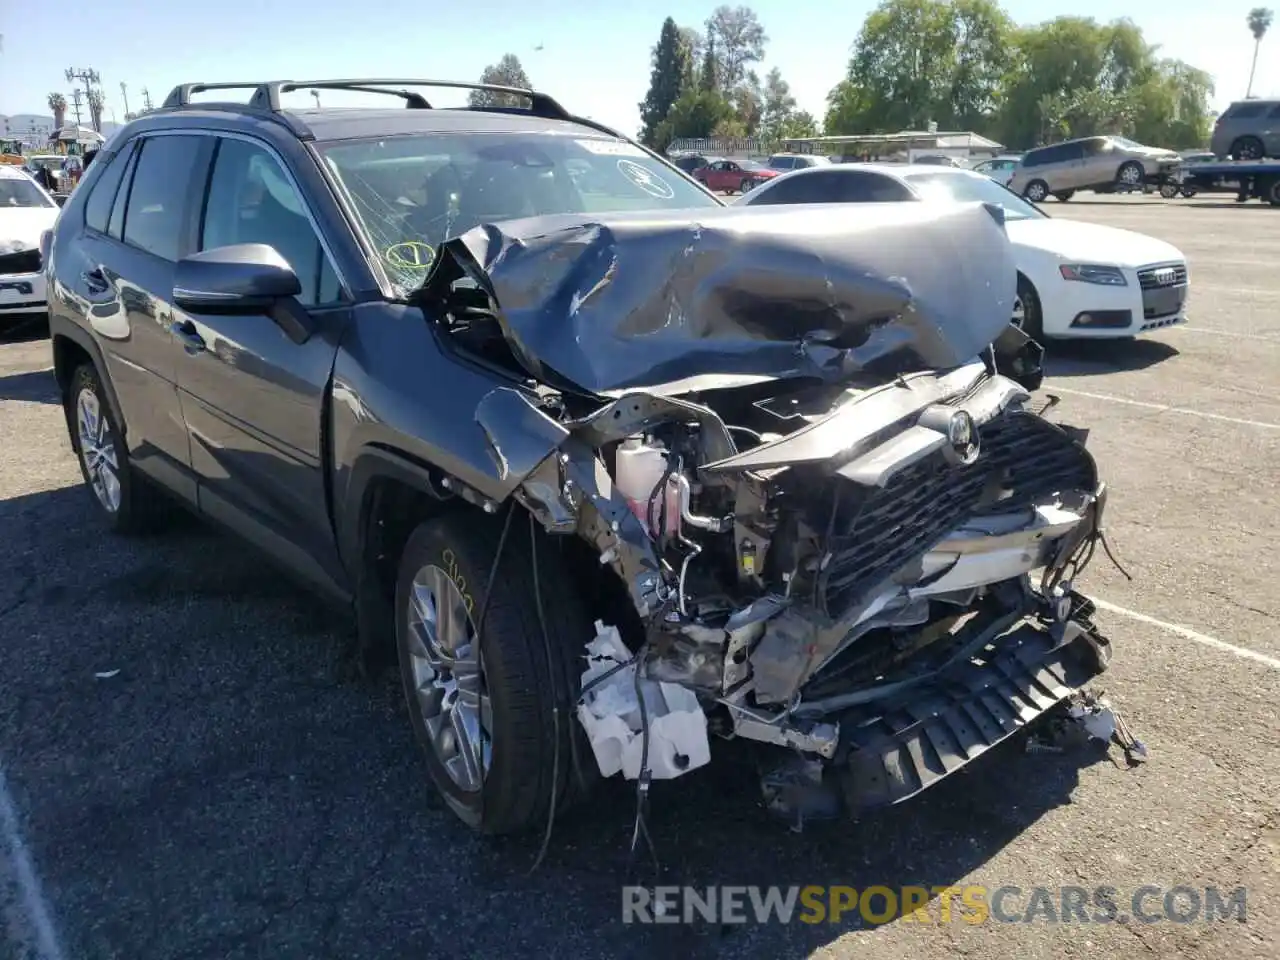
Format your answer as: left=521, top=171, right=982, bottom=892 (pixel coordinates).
left=163, top=78, right=577, bottom=121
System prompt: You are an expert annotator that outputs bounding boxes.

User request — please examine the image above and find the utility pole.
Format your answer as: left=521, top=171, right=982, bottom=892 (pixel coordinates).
left=70, top=88, right=84, bottom=128
left=65, top=67, right=101, bottom=127
left=120, top=81, right=130, bottom=118
left=140, top=87, right=154, bottom=112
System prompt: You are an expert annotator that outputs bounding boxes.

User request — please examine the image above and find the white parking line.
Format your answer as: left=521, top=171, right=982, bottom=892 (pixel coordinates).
left=1045, top=385, right=1280, bottom=431
left=1093, top=598, right=1280, bottom=671
left=0, top=766, right=64, bottom=960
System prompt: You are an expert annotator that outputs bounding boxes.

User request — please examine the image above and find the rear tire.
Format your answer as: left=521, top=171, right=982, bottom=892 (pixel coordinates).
left=395, top=510, right=597, bottom=835
left=740, top=177, right=755, bottom=194
left=1159, top=183, right=1179, bottom=199
left=1023, top=180, right=1049, bottom=203
left=1179, top=186, right=1197, bottom=198
left=1053, top=190, right=1074, bottom=202
left=65, top=363, right=169, bottom=535
left=1266, top=178, right=1280, bottom=207
left=1230, top=136, right=1265, bottom=161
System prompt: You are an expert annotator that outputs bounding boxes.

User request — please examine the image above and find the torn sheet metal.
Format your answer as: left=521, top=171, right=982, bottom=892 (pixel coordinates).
left=576, top=621, right=711, bottom=780
left=426, top=202, right=1018, bottom=396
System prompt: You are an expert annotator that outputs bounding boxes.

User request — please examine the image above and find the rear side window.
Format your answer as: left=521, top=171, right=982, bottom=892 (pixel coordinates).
left=84, top=140, right=136, bottom=234
left=834, top=172, right=915, bottom=202
left=748, top=170, right=841, bottom=204
left=122, top=135, right=205, bottom=260
left=1229, top=103, right=1264, bottom=119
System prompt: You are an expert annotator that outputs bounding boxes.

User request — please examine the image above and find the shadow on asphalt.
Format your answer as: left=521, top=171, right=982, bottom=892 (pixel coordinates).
left=1044, top=338, right=1179, bottom=378
left=0, top=485, right=1118, bottom=960
left=0, top=367, right=59, bottom=404
left=0, top=316, right=49, bottom=345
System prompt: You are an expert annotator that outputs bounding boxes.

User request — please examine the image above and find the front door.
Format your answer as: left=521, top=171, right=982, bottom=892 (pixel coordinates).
left=174, top=135, right=350, bottom=593
left=70, top=133, right=212, bottom=501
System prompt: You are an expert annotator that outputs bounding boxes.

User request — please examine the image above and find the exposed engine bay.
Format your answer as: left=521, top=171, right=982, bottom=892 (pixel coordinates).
left=420, top=202, right=1120, bottom=820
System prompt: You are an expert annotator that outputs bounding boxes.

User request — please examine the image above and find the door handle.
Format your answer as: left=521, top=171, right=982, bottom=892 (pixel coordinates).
left=81, top=267, right=109, bottom=294
left=169, top=319, right=206, bottom=354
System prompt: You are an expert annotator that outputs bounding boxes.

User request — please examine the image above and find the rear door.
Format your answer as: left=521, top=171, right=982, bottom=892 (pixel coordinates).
left=174, top=133, right=350, bottom=591
left=1264, top=103, right=1280, bottom=156
left=69, top=132, right=212, bottom=500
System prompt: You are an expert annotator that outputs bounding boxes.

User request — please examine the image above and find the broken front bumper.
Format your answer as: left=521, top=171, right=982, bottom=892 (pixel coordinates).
left=833, top=610, right=1110, bottom=812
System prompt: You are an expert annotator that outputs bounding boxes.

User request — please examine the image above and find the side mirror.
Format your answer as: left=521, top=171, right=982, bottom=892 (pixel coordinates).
left=173, top=243, right=313, bottom=344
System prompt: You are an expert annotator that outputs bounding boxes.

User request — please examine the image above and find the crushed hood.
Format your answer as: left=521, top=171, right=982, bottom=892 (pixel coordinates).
left=426, top=202, right=1018, bottom=397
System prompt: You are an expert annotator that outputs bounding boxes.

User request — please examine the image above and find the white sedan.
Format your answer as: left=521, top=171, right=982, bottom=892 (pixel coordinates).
left=739, top=164, right=1189, bottom=341
left=0, top=165, right=60, bottom=330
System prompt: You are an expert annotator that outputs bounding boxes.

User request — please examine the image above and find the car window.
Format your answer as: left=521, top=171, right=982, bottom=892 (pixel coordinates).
left=1230, top=103, right=1263, bottom=119
left=0, top=175, right=54, bottom=208
left=1267, top=103, right=1280, bottom=119
left=108, top=143, right=142, bottom=240
left=1021, top=149, right=1045, bottom=168
left=839, top=172, right=915, bottom=202
left=318, top=132, right=721, bottom=295
left=1081, top=139, right=1109, bottom=157
left=122, top=135, right=205, bottom=260
left=84, top=140, right=136, bottom=233
left=745, top=170, right=838, bottom=204
left=901, top=171, right=1045, bottom=221
left=200, top=137, right=342, bottom=307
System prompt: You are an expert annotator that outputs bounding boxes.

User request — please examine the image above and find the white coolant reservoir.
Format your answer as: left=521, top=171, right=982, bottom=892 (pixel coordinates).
left=615, top=436, right=680, bottom=536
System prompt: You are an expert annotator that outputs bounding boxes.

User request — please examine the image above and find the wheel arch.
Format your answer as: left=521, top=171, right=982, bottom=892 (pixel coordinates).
left=49, top=315, right=128, bottom=439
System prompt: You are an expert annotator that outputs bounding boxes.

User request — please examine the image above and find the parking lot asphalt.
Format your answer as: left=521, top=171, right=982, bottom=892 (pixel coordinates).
left=2, top=194, right=1278, bottom=960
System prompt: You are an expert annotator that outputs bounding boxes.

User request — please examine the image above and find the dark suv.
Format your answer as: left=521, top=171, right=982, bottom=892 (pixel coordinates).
left=45, top=78, right=1114, bottom=837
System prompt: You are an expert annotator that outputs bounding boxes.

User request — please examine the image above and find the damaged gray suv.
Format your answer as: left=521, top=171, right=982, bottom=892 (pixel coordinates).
left=45, top=78, right=1114, bottom=835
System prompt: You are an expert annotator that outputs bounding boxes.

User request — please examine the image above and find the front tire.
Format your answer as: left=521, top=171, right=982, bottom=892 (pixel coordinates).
left=1159, top=183, right=1179, bottom=199
left=395, top=510, right=596, bottom=835
left=1117, top=161, right=1145, bottom=188
left=1023, top=179, right=1049, bottom=203
left=65, top=363, right=165, bottom=534
left=1012, top=275, right=1045, bottom=344
left=1053, top=190, right=1074, bottom=202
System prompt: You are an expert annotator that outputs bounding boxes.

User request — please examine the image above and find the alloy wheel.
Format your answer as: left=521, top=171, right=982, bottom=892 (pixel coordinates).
left=405, top=564, right=491, bottom=793
left=1119, top=164, right=1143, bottom=185
left=76, top=388, right=121, bottom=514
left=1011, top=296, right=1026, bottom=329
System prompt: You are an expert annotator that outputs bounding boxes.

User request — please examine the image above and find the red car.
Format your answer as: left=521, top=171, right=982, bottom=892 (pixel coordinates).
left=693, top=159, right=779, bottom=194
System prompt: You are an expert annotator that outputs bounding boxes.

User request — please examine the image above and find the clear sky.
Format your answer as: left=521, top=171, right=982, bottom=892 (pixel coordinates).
left=0, top=1, right=1274, bottom=134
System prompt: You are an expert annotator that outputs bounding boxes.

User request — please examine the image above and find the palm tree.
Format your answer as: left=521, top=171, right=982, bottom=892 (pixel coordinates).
left=86, top=87, right=105, bottom=133
left=47, top=92, right=67, bottom=130
left=1246, top=7, right=1274, bottom=98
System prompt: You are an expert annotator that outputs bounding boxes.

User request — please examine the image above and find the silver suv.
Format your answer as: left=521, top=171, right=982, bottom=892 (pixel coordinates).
left=1007, top=135, right=1180, bottom=202
left=1210, top=99, right=1280, bottom=160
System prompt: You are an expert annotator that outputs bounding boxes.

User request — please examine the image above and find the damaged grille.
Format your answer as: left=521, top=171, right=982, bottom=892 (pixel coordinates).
left=818, top=412, right=1096, bottom=617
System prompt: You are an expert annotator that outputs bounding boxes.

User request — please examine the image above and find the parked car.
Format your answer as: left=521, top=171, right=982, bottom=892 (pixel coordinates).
left=693, top=158, right=779, bottom=193
left=0, top=165, right=60, bottom=333
left=669, top=152, right=711, bottom=175
left=742, top=164, right=1189, bottom=342
left=1007, top=135, right=1181, bottom=202
left=765, top=152, right=831, bottom=171
left=911, top=154, right=964, bottom=167
left=47, top=77, right=1114, bottom=837
left=1209, top=99, right=1280, bottom=160
left=970, top=155, right=1021, bottom=185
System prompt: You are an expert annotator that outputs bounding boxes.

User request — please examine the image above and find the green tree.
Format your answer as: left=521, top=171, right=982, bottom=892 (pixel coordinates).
left=667, top=88, right=735, bottom=139
left=758, top=67, right=797, bottom=140
left=1246, top=7, right=1274, bottom=97
left=835, top=0, right=1005, bottom=133
left=699, top=35, right=718, bottom=92
left=824, top=79, right=875, bottom=135
left=706, top=5, right=768, bottom=93
left=779, top=110, right=819, bottom=139
left=468, top=54, right=532, bottom=108
left=639, top=17, right=693, bottom=148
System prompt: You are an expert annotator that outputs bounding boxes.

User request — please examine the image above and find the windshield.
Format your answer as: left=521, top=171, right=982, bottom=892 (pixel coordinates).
left=317, top=132, right=721, bottom=293
left=0, top=177, right=52, bottom=208
left=901, top=171, right=1044, bottom=221
left=740, top=160, right=772, bottom=172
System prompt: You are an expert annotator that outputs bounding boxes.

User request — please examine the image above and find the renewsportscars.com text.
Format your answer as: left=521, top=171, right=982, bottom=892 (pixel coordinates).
left=621, top=885, right=1248, bottom=926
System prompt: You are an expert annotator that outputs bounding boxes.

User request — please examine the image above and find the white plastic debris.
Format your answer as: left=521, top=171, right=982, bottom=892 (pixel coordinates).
left=94, top=670, right=120, bottom=679
left=576, top=620, right=711, bottom=781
